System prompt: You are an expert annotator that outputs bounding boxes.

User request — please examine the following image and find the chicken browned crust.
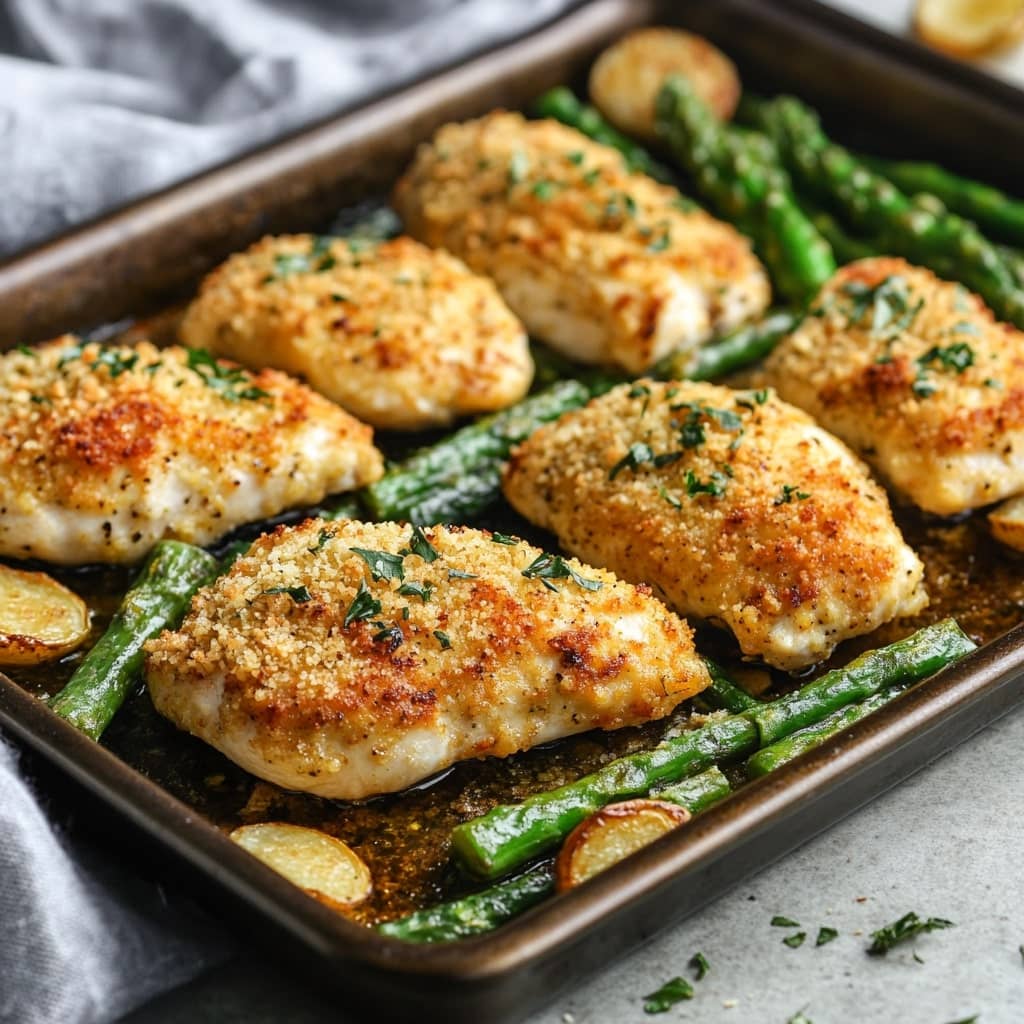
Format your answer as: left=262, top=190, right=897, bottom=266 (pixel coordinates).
left=502, top=380, right=926, bottom=670
left=0, top=338, right=382, bottom=564
left=393, top=111, right=770, bottom=374
left=179, top=234, right=533, bottom=430
left=759, top=257, right=1024, bottom=516
left=144, top=519, right=710, bottom=800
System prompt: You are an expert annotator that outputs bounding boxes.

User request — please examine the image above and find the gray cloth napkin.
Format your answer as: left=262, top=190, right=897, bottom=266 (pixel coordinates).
left=0, top=2, right=577, bottom=1022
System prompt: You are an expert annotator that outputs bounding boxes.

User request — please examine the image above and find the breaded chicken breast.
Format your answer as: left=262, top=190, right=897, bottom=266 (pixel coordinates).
left=0, top=338, right=382, bottom=564
left=393, top=112, right=770, bottom=374
left=503, top=381, right=926, bottom=670
left=179, top=234, right=532, bottom=431
left=144, top=519, right=710, bottom=800
left=760, top=258, right=1024, bottom=516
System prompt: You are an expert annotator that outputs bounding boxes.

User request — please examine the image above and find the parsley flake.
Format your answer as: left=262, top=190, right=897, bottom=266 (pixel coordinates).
left=433, top=629, right=452, bottom=650
left=642, top=976, right=694, bottom=1014
left=774, top=484, right=811, bottom=505
left=507, top=150, right=528, bottom=186
left=343, top=579, right=382, bottom=628
left=609, top=442, right=655, bottom=479
left=447, top=569, right=478, bottom=580
left=684, top=469, right=729, bottom=498
left=689, top=951, right=710, bottom=980
left=522, top=552, right=602, bottom=592
left=186, top=348, right=270, bottom=402
left=816, top=926, right=839, bottom=946
left=266, top=235, right=337, bottom=280
left=566, top=150, right=585, bottom=165
left=16, top=344, right=35, bottom=357
left=771, top=915, right=801, bottom=928
left=397, top=580, right=433, bottom=603
left=783, top=932, right=807, bottom=948
left=308, top=529, right=333, bottom=554
left=406, top=525, right=439, bottom=563
left=262, top=585, right=312, bottom=603
left=371, top=622, right=404, bottom=651
left=490, top=532, right=518, bottom=546
left=659, top=486, right=682, bottom=510
left=350, top=547, right=406, bottom=582
left=840, top=274, right=923, bottom=338
left=867, top=911, right=955, bottom=956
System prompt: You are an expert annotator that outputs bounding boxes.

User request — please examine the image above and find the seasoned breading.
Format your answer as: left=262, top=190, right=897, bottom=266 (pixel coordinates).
left=759, top=257, right=1024, bottom=516
left=502, top=380, right=926, bottom=670
left=0, top=338, right=382, bottom=564
left=393, top=112, right=770, bottom=374
left=179, top=234, right=533, bottom=431
left=144, top=519, right=709, bottom=800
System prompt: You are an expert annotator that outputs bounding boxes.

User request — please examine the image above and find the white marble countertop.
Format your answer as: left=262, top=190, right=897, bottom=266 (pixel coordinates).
left=124, top=3, right=1024, bottom=1022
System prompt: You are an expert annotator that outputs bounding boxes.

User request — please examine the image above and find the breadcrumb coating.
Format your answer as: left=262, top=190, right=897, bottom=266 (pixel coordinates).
left=502, top=380, right=926, bottom=670
left=0, top=337, right=382, bottom=564
left=180, top=234, right=532, bottom=430
left=759, top=257, right=1024, bottom=515
left=144, top=519, right=709, bottom=800
left=393, top=111, right=769, bottom=374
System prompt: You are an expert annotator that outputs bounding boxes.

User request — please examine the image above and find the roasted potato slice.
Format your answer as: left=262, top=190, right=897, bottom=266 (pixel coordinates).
left=0, top=564, right=90, bottom=665
left=915, top=0, right=1024, bottom=57
left=230, top=823, right=372, bottom=908
left=989, top=494, right=1024, bottom=552
left=555, top=799, right=691, bottom=892
left=588, top=27, right=740, bottom=141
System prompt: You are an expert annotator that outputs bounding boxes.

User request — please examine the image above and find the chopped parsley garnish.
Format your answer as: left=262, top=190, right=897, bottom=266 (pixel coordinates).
left=815, top=926, right=839, bottom=946
left=736, top=388, right=771, bottom=411
left=29, top=394, right=50, bottom=405
left=350, top=547, right=406, bottom=582
left=186, top=348, right=270, bottom=402
left=642, top=976, right=694, bottom=1014
left=371, top=622, right=404, bottom=650
left=566, top=150, right=585, bottom=165
left=840, top=274, right=923, bottom=338
left=647, top=228, right=671, bottom=252
left=262, top=585, right=312, bottom=603
left=774, top=484, right=811, bottom=505
left=343, top=579, right=382, bottom=628
left=433, top=629, right=452, bottom=650
left=659, top=486, right=682, bottom=510
left=507, top=150, right=529, bottom=186
left=866, top=911, right=955, bottom=955
left=531, top=180, right=559, bottom=200
left=628, top=383, right=651, bottom=399
left=670, top=194, right=697, bottom=213
left=950, top=320, right=980, bottom=336
left=609, top=442, right=655, bottom=479
left=783, top=932, right=807, bottom=948
left=582, top=167, right=602, bottom=186
left=603, top=192, right=637, bottom=221
left=266, top=235, right=337, bottom=280
left=490, top=532, right=518, bottom=546
left=672, top=402, right=743, bottom=449
left=16, top=344, right=35, bottom=357
left=771, top=915, right=801, bottom=928
left=684, top=469, right=729, bottom=498
left=689, top=951, right=710, bottom=980
left=57, top=343, right=85, bottom=368
left=406, top=524, right=439, bottom=562
left=308, top=528, right=333, bottom=554
left=985, top=377, right=1003, bottom=389
left=397, top=580, right=433, bottom=603
left=447, top=569, right=478, bottom=580
left=786, top=1012, right=814, bottom=1024
left=918, top=342, right=975, bottom=374
left=522, top=552, right=602, bottom=592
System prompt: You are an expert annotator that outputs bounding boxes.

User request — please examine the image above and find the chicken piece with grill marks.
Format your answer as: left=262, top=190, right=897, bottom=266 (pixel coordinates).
left=0, top=338, right=382, bottom=564
left=502, top=380, right=927, bottom=671
left=758, top=257, right=1024, bottom=516
left=144, top=519, right=710, bottom=800
left=179, top=233, right=533, bottom=431
left=393, top=111, right=770, bottom=375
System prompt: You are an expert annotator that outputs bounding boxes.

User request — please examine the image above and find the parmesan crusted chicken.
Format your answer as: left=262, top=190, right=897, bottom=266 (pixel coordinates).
left=393, top=112, right=770, bottom=374
left=759, top=257, right=1024, bottom=516
left=144, top=520, right=710, bottom=800
left=502, top=381, right=926, bottom=670
left=0, top=338, right=382, bottom=564
left=179, top=234, right=533, bottom=431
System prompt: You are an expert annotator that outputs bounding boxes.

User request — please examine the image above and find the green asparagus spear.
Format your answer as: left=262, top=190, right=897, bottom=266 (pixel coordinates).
left=451, top=619, right=973, bottom=879
left=748, top=95, right=1024, bottom=327
left=808, top=208, right=877, bottom=264
left=654, top=76, right=835, bottom=304
left=533, top=86, right=678, bottom=185
left=658, top=309, right=799, bottom=382
left=862, top=156, right=1024, bottom=247
left=49, top=541, right=220, bottom=740
left=746, top=688, right=899, bottom=777
left=378, top=767, right=730, bottom=943
left=700, top=659, right=760, bottom=713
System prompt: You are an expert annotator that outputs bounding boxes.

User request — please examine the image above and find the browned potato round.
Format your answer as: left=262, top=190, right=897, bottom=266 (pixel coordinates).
left=0, top=564, right=90, bottom=665
left=989, top=494, right=1024, bottom=552
left=915, top=0, right=1024, bottom=58
left=555, top=799, right=691, bottom=892
left=588, top=28, right=740, bottom=141
left=230, top=823, right=372, bottom=908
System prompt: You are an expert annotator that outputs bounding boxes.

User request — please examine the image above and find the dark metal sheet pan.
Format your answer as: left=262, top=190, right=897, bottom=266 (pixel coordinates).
left=2, top=1, right=1024, bottom=1021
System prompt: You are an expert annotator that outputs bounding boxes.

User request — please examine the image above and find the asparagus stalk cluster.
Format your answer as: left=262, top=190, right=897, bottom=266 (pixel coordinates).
left=653, top=76, right=835, bottom=305
left=744, top=95, right=1024, bottom=327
